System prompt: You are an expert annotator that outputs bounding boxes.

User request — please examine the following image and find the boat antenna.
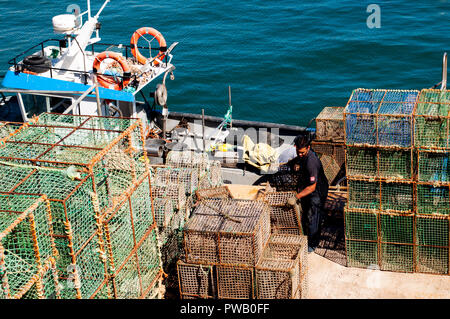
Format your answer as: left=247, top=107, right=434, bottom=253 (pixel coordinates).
left=87, top=0, right=91, bottom=19
left=94, top=0, right=110, bottom=19
left=441, top=52, right=447, bottom=91
left=228, top=85, right=232, bottom=129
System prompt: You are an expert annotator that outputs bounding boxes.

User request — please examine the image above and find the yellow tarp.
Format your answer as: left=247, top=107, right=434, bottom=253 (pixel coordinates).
left=242, top=135, right=279, bottom=173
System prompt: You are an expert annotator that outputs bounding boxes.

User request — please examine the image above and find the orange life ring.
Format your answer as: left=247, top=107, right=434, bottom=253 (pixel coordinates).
left=130, top=27, right=167, bottom=66
left=92, top=51, right=131, bottom=90
left=22, top=69, right=37, bottom=75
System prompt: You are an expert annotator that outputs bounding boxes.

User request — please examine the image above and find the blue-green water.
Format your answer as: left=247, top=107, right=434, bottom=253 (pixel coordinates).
left=0, top=0, right=448, bottom=126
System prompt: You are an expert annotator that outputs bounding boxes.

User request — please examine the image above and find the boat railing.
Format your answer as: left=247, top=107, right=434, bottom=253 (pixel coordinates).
left=7, top=38, right=170, bottom=87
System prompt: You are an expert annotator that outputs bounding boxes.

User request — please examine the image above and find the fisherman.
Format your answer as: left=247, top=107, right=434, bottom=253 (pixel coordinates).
left=287, top=134, right=329, bottom=251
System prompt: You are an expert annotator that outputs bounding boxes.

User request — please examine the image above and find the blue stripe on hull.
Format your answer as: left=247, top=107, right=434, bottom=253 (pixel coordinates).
left=1, top=70, right=135, bottom=102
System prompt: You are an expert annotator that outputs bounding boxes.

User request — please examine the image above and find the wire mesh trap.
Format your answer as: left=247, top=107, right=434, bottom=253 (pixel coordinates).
left=195, top=186, right=232, bottom=201
left=414, top=89, right=450, bottom=150
left=344, top=89, right=419, bottom=148
left=259, top=191, right=302, bottom=234
left=184, top=199, right=271, bottom=266
left=0, top=194, right=59, bottom=299
left=0, top=113, right=168, bottom=298
left=311, top=140, right=345, bottom=169
left=177, top=260, right=216, bottom=299
left=92, top=171, right=163, bottom=299
left=256, top=234, right=308, bottom=299
left=315, top=107, right=345, bottom=142
left=346, top=147, right=413, bottom=181
left=0, top=112, right=149, bottom=212
left=166, top=151, right=223, bottom=189
left=177, top=235, right=308, bottom=300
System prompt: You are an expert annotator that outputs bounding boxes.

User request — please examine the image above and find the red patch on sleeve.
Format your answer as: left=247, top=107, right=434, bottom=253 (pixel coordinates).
left=310, top=176, right=316, bottom=182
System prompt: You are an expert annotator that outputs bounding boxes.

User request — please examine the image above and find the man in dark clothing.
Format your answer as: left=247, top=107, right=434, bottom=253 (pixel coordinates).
left=287, top=134, right=329, bottom=250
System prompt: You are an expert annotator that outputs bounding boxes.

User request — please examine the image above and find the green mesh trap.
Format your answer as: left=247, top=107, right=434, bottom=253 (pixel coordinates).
left=378, top=149, right=413, bottom=181
left=416, top=184, right=450, bottom=216
left=0, top=113, right=167, bottom=298
left=415, top=246, right=449, bottom=274
left=100, top=172, right=163, bottom=299
left=346, top=146, right=377, bottom=178
left=346, top=147, right=413, bottom=181
left=345, top=239, right=378, bottom=269
left=345, top=89, right=418, bottom=147
left=380, top=213, right=414, bottom=244
left=417, top=150, right=450, bottom=183
left=414, top=89, right=450, bottom=150
left=347, top=179, right=380, bottom=210
left=0, top=194, right=58, bottom=299
left=344, top=209, right=378, bottom=241
left=415, top=216, right=449, bottom=275
left=381, top=182, right=413, bottom=213
left=380, top=243, right=414, bottom=272
left=0, top=122, right=22, bottom=141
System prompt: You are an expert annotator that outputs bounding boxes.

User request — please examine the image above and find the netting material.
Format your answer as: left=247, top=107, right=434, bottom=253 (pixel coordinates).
left=416, top=184, right=450, bottom=216
left=166, top=151, right=223, bottom=189
left=346, top=147, right=413, bottom=181
left=311, top=141, right=345, bottom=168
left=216, top=265, right=254, bottom=299
left=418, top=150, right=450, bottom=183
left=381, top=182, right=413, bottom=213
left=414, top=89, right=450, bottom=150
left=315, top=107, right=345, bottom=142
left=415, top=215, right=449, bottom=274
left=347, top=179, right=380, bottom=210
left=0, top=194, right=59, bottom=299
left=195, top=186, right=232, bottom=201
left=344, top=209, right=378, bottom=241
left=260, top=192, right=302, bottom=234
left=344, top=89, right=419, bottom=148
left=256, top=234, right=308, bottom=299
left=346, top=240, right=379, bottom=268
left=177, top=234, right=308, bottom=300
left=177, top=261, right=216, bottom=299
left=149, top=158, right=225, bottom=297
left=17, top=257, right=60, bottom=300
left=99, top=172, right=163, bottom=299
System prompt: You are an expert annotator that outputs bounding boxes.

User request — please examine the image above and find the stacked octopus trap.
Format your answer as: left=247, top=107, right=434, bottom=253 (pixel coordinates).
left=0, top=113, right=163, bottom=299
left=177, top=186, right=308, bottom=299
left=344, top=88, right=450, bottom=275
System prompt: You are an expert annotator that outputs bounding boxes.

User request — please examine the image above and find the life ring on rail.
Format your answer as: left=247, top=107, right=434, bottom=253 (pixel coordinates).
left=92, top=51, right=131, bottom=90
left=130, top=27, right=167, bottom=66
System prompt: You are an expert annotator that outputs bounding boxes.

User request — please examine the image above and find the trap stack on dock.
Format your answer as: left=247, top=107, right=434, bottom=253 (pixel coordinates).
left=0, top=194, right=60, bottom=299
left=0, top=113, right=164, bottom=299
left=344, top=88, right=450, bottom=275
left=414, top=89, right=450, bottom=274
left=150, top=151, right=225, bottom=294
left=177, top=196, right=308, bottom=299
left=312, top=107, right=345, bottom=185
